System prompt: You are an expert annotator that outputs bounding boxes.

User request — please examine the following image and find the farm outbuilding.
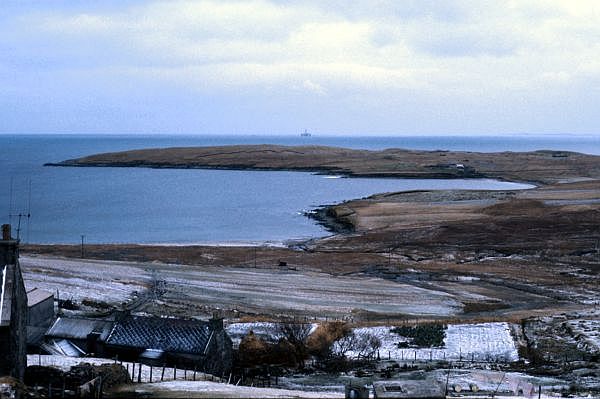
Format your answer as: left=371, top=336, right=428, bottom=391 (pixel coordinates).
left=44, top=316, right=114, bottom=357
left=373, top=377, right=445, bottom=399
left=105, top=314, right=233, bottom=376
left=27, top=288, right=54, bottom=327
left=43, top=313, right=233, bottom=376
left=26, top=287, right=54, bottom=347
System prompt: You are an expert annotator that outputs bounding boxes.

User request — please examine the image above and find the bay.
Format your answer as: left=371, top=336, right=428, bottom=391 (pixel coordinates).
left=2, top=134, right=592, bottom=244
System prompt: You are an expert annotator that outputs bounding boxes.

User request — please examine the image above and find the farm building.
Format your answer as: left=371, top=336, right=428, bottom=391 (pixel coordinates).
left=44, top=316, right=114, bottom=356
left=373, top=372, right=446, bottom=399
left=43, top=313, right=233, bottom=376
left=104, top=314, right=233, bottom=376
left=26, top=287, right=54, bottom=347
left=0, top=224, right=27, bottom=380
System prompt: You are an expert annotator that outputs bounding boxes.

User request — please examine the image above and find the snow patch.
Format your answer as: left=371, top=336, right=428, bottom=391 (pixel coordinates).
left=343, top=322, right=518, bottom=362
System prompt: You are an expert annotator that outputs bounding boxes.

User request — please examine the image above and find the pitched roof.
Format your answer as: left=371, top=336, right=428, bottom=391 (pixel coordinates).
left=106, top=315, right=212, bottom=354
left=46, top=317, right=114, bottom=341
left=27, top=287, right=54, bottom=307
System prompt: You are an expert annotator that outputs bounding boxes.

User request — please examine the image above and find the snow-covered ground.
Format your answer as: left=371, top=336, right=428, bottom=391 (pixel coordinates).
left=26, top=355, right=341, bottom=397
left=567, top=319, right=600, bottom=354
left=127, top=380, right=343, bottom=398
left=226, top=322, right=280, bottom=347
left=21, top=256, right=149, bottom=304
left=20, top=255, right=463, bottom=318
left=343, top=322, right=519, bottom=362
left=226, top=322, right=318, bottom=347
left=226, top=322, right=518, bottom=362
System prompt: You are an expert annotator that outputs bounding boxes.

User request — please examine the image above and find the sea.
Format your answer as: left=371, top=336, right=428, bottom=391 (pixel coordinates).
left=1, top=134, right=598, bottom=245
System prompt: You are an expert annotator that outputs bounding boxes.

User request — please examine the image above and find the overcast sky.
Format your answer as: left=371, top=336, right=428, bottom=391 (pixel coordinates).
left=1, top=1, right=600, bottom=135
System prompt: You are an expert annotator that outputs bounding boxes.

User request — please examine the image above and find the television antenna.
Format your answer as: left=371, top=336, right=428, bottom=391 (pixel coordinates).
left=8, top=177, right=32, bottom=242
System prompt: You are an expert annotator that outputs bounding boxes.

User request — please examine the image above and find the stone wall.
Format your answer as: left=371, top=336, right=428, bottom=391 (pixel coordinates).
left=205, top=318, right=233, bottom=376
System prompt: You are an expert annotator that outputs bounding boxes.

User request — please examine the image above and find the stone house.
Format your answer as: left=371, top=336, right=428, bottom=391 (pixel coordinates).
left=0, top=224, right=27, bottom=380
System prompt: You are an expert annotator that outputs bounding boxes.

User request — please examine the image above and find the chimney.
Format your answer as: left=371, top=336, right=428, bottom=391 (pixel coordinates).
left=209, top=311, right=224, bottom=330
left=1, top=224, right=18, bottom=265
left=2, top=224, right=11, bottom=240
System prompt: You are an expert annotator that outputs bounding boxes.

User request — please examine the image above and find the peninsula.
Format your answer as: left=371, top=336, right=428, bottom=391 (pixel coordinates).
left=45, top=144, right=600, bottom=184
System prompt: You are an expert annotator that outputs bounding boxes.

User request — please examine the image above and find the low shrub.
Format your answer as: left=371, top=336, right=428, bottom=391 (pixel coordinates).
left=391, top=323, right=446, bottom=347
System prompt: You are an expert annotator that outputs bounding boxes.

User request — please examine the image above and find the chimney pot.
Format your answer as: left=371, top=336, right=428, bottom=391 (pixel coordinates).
left=1, top=224, right=10, bottom=240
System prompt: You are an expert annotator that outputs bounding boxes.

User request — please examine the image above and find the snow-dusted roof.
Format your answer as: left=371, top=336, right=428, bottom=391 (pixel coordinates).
left=106, top=315, right=213, bottom=354
left=27, top=287, right=54, bottom=307
left=46, top=317, right=113, bottom=341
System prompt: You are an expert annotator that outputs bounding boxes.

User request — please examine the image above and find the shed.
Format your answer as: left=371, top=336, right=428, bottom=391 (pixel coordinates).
left=45, top=317, right=113, bottom=355
left=373, top=379, right=445, bottom=399
left=27, top=288, right=54, bottom=327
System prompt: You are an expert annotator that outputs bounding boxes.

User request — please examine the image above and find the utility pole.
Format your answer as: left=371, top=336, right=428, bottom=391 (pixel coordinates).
left=81, top=235, right=85, bottom=258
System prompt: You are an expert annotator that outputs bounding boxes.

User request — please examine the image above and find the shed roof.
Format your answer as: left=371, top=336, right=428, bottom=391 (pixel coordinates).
left=46, top=317, right=113, bottom=341
left=106, top=315, right=212, bottom=354
left=27, top=287, right=54, bottom=307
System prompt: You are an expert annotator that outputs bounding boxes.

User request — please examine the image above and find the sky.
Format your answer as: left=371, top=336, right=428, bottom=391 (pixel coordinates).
left=1, top=0, right=600, bottom=136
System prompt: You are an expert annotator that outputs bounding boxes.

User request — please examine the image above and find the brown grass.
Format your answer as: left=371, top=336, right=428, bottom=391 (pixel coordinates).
left=306, top=321, right=351, bottom=358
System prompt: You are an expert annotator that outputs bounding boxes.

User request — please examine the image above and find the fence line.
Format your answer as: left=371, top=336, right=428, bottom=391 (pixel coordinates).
left=29, top=355, right=222, bottom=384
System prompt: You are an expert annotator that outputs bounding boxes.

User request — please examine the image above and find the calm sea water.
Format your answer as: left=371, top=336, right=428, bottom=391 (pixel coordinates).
left=1, top=134, right=596, bottom=244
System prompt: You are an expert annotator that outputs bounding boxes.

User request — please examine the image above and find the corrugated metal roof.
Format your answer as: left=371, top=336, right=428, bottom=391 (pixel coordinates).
left=52, top=339, right=85, bottom=357
left=27, top=287, right=53, bottom=307
left=106, top=315, right=212, bottom=354
left=46, top=317, right=113, bottom=341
